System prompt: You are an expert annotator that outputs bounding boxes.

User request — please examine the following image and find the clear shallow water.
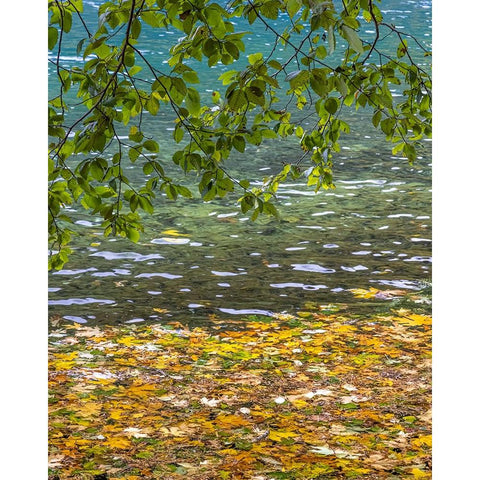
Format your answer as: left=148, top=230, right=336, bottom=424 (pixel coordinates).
left=48, top=1, right=431, bottom=325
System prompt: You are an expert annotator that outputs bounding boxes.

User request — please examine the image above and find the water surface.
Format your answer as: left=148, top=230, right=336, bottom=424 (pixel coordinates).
left=48, top=0, right=432, bottom=325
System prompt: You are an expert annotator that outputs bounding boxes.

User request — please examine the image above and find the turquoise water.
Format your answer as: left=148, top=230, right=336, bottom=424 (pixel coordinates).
left=48, top=0, right=431, bottom=325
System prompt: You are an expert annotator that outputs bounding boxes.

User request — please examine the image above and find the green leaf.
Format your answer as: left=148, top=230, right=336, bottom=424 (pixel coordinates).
left=325, top=97, right=339, bottom=115
left=174, top=125, right=184, bottom=143
left=202, top=37, right=217, bottom=57
left=185, top=88, right=201, bottom=116
left=287, top=70, right=310, bottom=88
left=372, top=110, right=382, bottom=128
left=126, top=227, right=140, bottom=242
left=232, top=135, right=246, bottom=152
left=205, top=7, right=226, bottom=38
left=48, top=27, right=58, bottom=50
left=268, top=59, right=283, bottom=70
left=397, top=39, right=408, bottom=58
left=286, top=0, right=302, bottom=18
left=141, top=10, right=161, bottom=28
left=341, top=25, right=364, bottom=55
left=146, top=95, right=160, bottom=115
left=392, top=142, right=405, bottom=155
left=336, top=77, right=348, bottom=97
left=224, top=41, right=240, bottom=60
left=380, top=118, right=396, bottom=135
left=183, top=70, right=199, bottom=83
left=327, top=26, right=335, bottom=55
left=131, top=18, right=142, bottom=39
left=227, top=89, right=247, bottom=111
left=129, top=65, right=142, bottom=76
left=62, top=10, right=72, bottom=33
left=143, top=140, right=159, bottom=152
left=129, top=148, right=140, bottom=162
left=176, top=186, right=193, bottom=198
left=248, top=52, right=263, bottom=65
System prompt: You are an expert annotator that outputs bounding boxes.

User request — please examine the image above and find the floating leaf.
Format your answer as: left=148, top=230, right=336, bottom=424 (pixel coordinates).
left=160, top=229, right=190, bottom=237
left=349, top=287, right=379, bottom=299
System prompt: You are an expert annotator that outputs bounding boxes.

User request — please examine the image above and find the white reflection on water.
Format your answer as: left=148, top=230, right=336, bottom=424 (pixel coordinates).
left=218, top=308, right=273, bottom=316
left=212, top=271, right=246, bottom=277
left=341, top=265, right=369, bottom=272
left=270, top=283, right=328, bottom=290
left=292, top=264, right=336, bottom=273
left=53, top=268, right=97, bottom=275
left=90, top=251, right=164, bottom=261
left=135, top=273, right=183, bottom=279
left=63, top=316, right=87, bottom=323
left=50, top=298, right=116, bottom=305
left=151, top=238, right=190, bottom=245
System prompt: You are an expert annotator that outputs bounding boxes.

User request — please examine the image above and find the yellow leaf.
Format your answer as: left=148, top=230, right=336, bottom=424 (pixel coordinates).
left=215, top=414, right=251, bottom=428
left=76, top=402, right=102, bottom=417
left=153, top=307, right=169, bottom=314
left=291, top=399, right=309, bottom=408
left=350, top=287, right=379, bottom=299
left=54, top=352, right=78, bottom=360
left=52, top=361, right=76, bottom=370
left=104, top=436, right=131, bottom=449
left=109, top=410, right=124, bottom=420
left=268, top=430, right=298, bottom=441
left=297, top=311, right=314, bottom=318
left=117, top=336, right=137, bottom=346
left=411, top=467, right=430, bottom=478
left=125, top=383, right=156, bottom=398
left=394, top=313, right=431, bottom=326
left=161, top=229, right=189, bottom=237
left=412, top=435, right=432, bottom=448
left=336, top=324, right=356, bottom=334
left=219, top=448, right=239, bottom=456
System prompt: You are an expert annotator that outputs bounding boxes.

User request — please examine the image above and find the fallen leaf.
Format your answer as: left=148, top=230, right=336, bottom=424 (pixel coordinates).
left=104, top=436, right=131, bottom=449
left=269, top=430, right=298, bottom=441
left=215, top=414, right=251, bottom=428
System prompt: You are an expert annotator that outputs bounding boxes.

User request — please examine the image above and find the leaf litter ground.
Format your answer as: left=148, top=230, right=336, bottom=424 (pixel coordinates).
left=49, top=304, right=431, bottom=479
